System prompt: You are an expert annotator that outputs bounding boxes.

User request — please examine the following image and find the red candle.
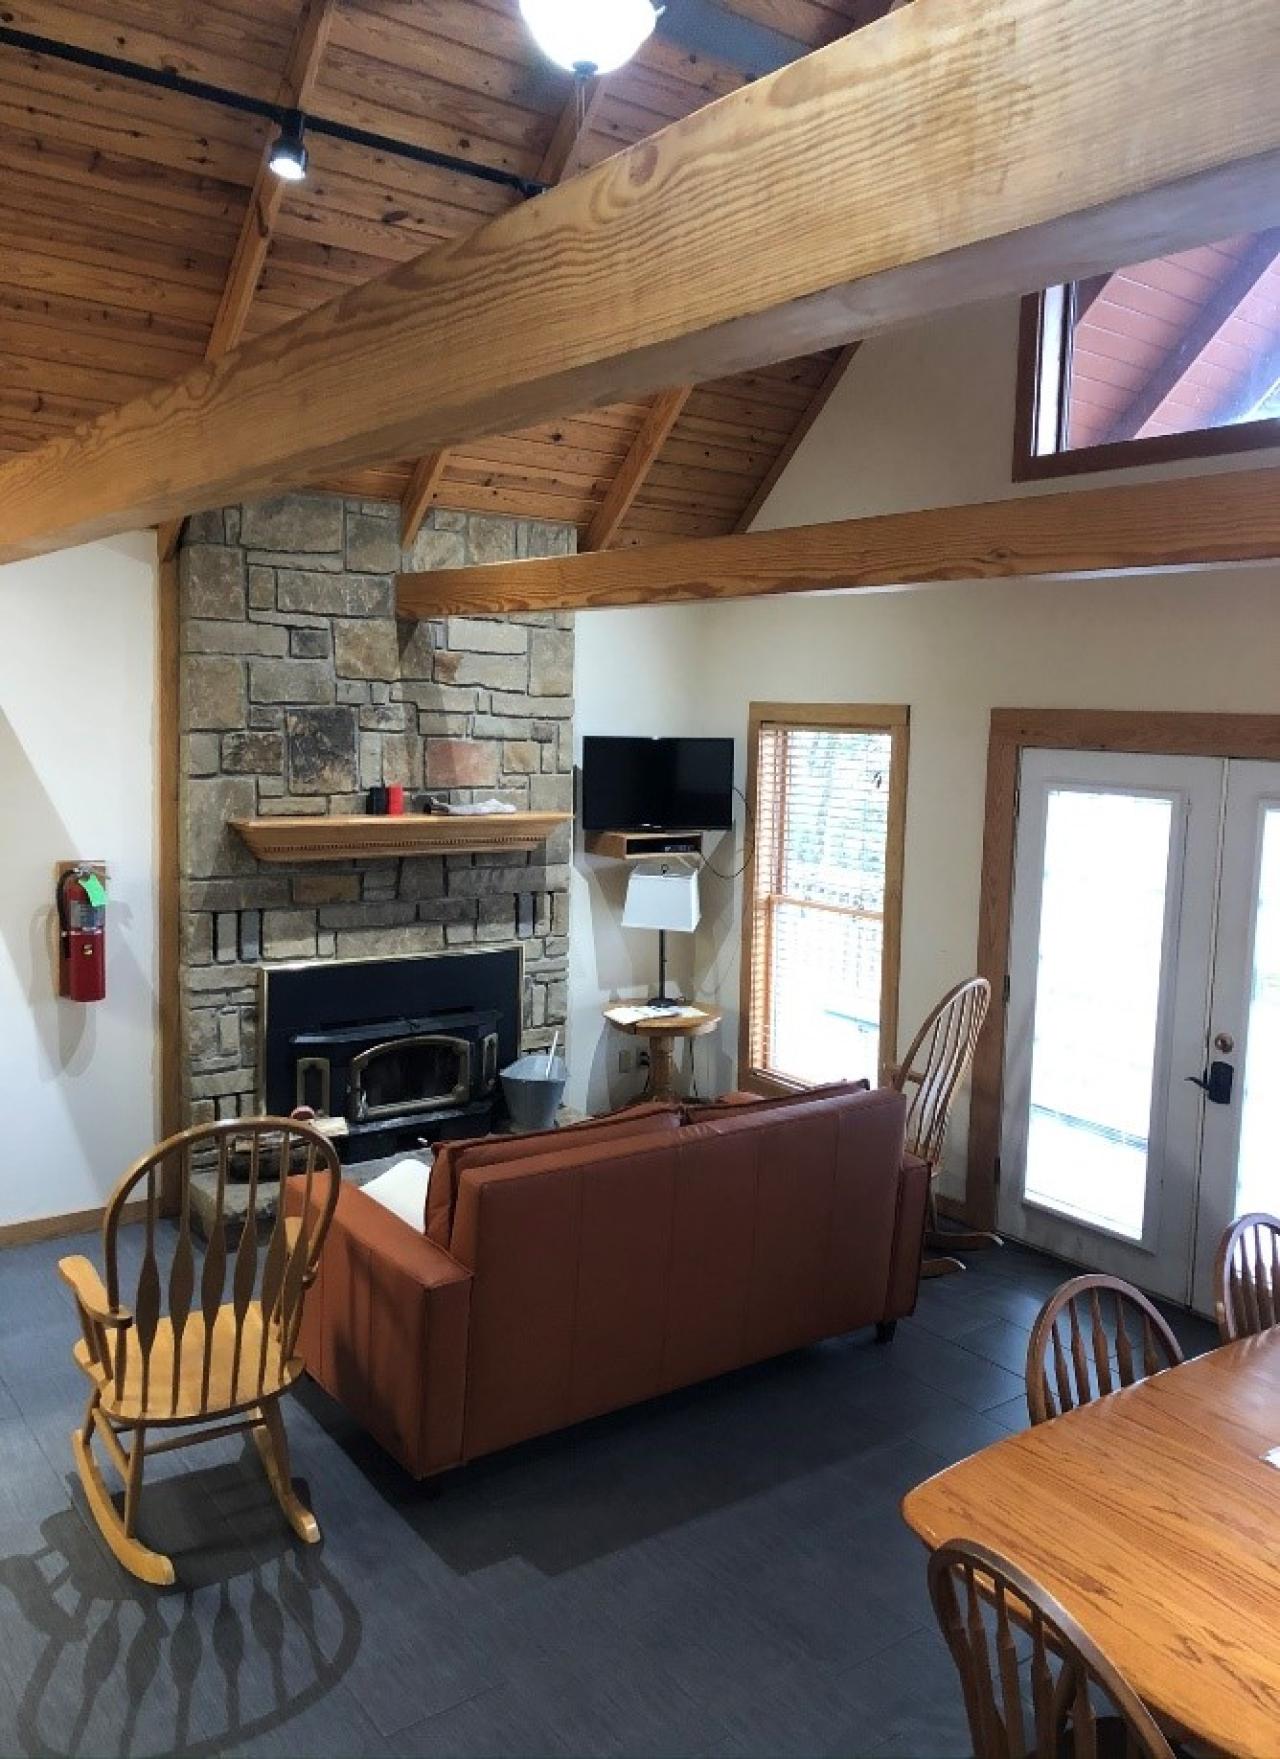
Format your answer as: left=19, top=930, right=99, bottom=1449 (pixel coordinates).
left=386, top=783, right=405, bottom=816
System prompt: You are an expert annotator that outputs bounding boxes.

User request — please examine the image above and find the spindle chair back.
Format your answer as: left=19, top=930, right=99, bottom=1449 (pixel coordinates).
left=891, top=976, right=994, bottom=1274
left=893, top=976, right=992, bottom=1173
left=1025, top=1273, right=1183, bottom=1426
left=1214, top=1212, right=1280, bottom=1342
left=929, top=1540, right=1176, bottom=1759
left=58, top=1116, right=340, bottom=1585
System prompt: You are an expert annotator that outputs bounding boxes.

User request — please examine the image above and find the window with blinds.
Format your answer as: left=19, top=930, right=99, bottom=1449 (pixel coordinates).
left=742, top=707, right=908, bottom=1092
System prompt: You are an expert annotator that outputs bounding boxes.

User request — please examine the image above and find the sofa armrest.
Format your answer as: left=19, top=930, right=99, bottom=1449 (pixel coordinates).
left=286, top=1177, right=473, bottom=1479
left=884, top=1154, right=930, bottom=1321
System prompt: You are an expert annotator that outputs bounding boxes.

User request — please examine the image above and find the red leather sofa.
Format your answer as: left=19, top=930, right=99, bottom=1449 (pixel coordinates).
left=288, top=1081, right=928, bottom=1478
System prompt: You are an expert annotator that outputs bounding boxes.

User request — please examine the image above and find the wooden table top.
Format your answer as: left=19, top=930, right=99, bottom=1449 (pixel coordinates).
left=603, top=1004, right=723, bottom=1039
left=902, top=1331, right=1280, bottom=1758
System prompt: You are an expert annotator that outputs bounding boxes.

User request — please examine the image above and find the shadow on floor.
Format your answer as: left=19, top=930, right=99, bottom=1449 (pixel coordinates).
left=0, top=1462, right=361, bottom=1759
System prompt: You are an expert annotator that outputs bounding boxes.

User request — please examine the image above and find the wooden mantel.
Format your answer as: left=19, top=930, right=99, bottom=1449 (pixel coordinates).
left=231, top=813, right=570, bottom=864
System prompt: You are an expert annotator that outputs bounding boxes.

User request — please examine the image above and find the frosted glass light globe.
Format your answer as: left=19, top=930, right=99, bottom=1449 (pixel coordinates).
left=519, top=0, right=659, bottom=75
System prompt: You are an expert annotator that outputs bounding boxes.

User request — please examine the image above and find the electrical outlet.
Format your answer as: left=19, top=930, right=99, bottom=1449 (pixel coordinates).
left=617, top=1047, right=637, bottom=1074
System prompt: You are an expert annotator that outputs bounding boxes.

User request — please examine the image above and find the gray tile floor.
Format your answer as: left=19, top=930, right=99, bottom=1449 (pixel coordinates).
left=0, top=1230, right=1215, bottom=1759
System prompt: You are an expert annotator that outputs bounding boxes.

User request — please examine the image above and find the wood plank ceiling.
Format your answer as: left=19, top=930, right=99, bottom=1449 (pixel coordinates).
left=1067, top=232, right=1280, bottom=449
left=0, top=0, right=885, bottom=547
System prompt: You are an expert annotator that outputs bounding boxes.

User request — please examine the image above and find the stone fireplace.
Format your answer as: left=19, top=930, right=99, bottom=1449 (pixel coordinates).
left=177, top=493, right=574, bottom=1145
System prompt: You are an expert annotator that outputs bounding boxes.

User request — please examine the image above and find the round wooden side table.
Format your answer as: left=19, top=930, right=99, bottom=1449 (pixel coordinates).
left=603, top=1003, right=724, bottom=1103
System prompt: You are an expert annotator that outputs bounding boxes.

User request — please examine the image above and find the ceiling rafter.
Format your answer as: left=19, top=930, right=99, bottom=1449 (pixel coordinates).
left=157, top=0, right=338, bottom=562
left=1102, top=227, right=1280, bottom=444
left=394, top=465, right=1280, bottom=618
left=605, top=9, right=892, bottom=550
left=733, top=343, right=859, bottom=532
left=3, top=0, right=1279, bottom=564
left=398, top=76, right=604, bottom=552
left=584, top=387, right=692, bottom=550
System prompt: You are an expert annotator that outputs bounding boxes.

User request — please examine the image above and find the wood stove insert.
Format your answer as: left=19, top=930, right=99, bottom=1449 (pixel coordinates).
left=258, top=948, right=522, bottom=1161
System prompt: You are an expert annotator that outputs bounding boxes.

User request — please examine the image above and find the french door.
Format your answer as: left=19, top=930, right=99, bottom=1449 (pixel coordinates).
left=999, top=748, right=1280, bottom=1311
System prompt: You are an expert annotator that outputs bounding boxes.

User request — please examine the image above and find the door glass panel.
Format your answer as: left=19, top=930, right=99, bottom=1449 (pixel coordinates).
left=1024, top=788, right=1174, bottom=1240
left=1234, top=808, right=1280, bottom=1219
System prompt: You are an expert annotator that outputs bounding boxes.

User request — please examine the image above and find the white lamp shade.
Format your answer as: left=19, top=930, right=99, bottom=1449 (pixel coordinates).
left=519, top=0, right=659, bottom=75
left=623, top=862, right=701, bottom=934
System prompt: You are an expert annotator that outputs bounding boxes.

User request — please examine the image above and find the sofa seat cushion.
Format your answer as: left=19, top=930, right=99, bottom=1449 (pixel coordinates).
left=684, top=1078, right=870, bottom=1124
left=425, top=1101, right=682, bottom=1245
left=362, top=1156, right=433, bottom=1232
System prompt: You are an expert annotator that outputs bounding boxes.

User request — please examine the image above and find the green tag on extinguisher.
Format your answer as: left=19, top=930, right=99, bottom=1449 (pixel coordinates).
left=80, top=872, right=107, bottom=909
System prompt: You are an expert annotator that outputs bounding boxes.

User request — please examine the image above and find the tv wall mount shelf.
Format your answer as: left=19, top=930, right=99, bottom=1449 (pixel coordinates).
left=585, top=830, right=707, bottom=862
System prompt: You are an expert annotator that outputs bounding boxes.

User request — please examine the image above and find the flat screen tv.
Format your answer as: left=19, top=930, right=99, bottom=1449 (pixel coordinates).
left=582, top=736, right=735, bottom=832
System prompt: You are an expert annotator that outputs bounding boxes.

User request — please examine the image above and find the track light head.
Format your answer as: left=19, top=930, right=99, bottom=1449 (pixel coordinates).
left=269, top=111, right=308, bottom=182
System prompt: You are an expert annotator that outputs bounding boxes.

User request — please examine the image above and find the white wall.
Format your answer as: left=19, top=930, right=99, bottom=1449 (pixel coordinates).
left=568, top=606, right=719, bottom=1114
left=568, top=295, right=1280, bottom=1192
left=0, top=534, right=159, bottom=1228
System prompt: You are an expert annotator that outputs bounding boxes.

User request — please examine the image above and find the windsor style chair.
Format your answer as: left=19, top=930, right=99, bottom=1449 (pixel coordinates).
left=890, top=976, right=995, bottom=1277
left=58, top=1117, right=341, bottom=1586
left=929, top=1540, right=1176, bottom=1759
left=1025, top=1273, right=1184, bottom=1426
left=1214, top=1212, right=1280, bottom=1342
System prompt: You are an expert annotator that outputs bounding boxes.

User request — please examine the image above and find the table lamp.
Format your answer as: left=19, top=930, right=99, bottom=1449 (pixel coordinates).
left=622, top=860, right=701, bottom=1010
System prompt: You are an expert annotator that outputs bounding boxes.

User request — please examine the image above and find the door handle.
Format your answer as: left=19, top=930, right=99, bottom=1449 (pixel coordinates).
left=1187, top=1060, right=1235, bottom=1105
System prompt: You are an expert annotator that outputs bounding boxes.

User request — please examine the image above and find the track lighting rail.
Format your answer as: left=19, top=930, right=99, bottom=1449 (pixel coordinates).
left=0, top=25, right=548, bottom=198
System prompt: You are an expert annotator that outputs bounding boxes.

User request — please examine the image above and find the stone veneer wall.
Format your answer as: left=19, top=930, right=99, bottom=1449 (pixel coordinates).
left=178, top=492, right=575, bottom=1129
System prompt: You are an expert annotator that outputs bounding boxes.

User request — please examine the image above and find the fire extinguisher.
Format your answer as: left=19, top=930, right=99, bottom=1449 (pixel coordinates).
left=57, top=867, right=107, bottom=1003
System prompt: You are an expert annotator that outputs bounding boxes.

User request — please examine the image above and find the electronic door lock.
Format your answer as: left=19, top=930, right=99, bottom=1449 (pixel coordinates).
left=1187, top=1060, right=1234, bottom=1105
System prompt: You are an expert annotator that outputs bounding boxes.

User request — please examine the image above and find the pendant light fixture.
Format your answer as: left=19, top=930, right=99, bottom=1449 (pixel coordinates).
left=519, top=0, right=660, bottom=77
left=268, top=110, right=308, bottom=182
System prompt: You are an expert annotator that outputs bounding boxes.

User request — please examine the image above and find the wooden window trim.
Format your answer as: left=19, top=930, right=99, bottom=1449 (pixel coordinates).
left=966, top=708, right=1280, bottom=1236
left=738, top=702, right=909, bottom=1098
left=1012, top=292, right=1280, bottom=484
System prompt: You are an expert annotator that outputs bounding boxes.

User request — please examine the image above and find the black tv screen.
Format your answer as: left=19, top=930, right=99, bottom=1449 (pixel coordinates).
left=582, top=736, right=735, bottom=832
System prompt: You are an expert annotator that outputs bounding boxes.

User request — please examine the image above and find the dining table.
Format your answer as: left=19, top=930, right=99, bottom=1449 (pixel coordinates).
left=901, top=1328, right=1280, bottom=1759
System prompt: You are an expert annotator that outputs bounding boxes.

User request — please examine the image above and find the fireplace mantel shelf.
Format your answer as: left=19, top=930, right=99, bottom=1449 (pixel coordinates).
left=230, top=812, right=570, bottom=864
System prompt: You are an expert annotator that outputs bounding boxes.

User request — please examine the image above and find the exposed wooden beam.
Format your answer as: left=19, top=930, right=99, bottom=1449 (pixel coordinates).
left=207, top=0, right=337, bottom=364
left=395, top=466, right=1280, bottom=618
left=5, top=0, right=1280, bottom=565
left=1104, top=228, right=1280, bottom=442
left=155, top=0, right=337, bottom=561
left=400, top=450, right=450, bottom=548
left=585, top=388, right=692, bottom=550
left=398, top=78, right=602, bottom=550
left=734, top=344, right=860, bottom=532
left=538, top=77, right=604, bottom=184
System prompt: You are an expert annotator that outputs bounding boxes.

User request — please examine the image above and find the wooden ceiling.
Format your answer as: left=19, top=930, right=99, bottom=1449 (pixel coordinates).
left=1068, top=232, right=1280, bottom=448
left=0, top=0, right=888, bottom=546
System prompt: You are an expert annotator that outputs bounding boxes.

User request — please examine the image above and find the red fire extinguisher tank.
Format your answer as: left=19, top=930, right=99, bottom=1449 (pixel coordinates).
left=57, top=868, right=107, bottom=1003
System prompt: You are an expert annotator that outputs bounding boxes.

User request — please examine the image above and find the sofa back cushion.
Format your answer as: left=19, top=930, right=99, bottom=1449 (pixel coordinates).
left=683, top=1078, right=870, bottom=1124
left=450, top=1083, right=908, bottom=1461
left=425, top=1103, right=682, bottom=1245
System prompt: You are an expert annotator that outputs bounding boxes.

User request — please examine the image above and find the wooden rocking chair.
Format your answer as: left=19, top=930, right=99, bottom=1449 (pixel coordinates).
left=891, top=976, right=996, bottom=1278
left=58, top=1117, right=341, bottom=1586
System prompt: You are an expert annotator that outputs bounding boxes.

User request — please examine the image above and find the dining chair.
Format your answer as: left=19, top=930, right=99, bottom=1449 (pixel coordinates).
left=929, top=1539, right=1176, bottom=1759
left=1025, top=1273, right=1184, bottom=1426
left=890, top=975, right=995, bottom=1277
left=58, top=1116, right=341, bottom=1586
left=1214, top=1212, right=1280, bottom=1342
